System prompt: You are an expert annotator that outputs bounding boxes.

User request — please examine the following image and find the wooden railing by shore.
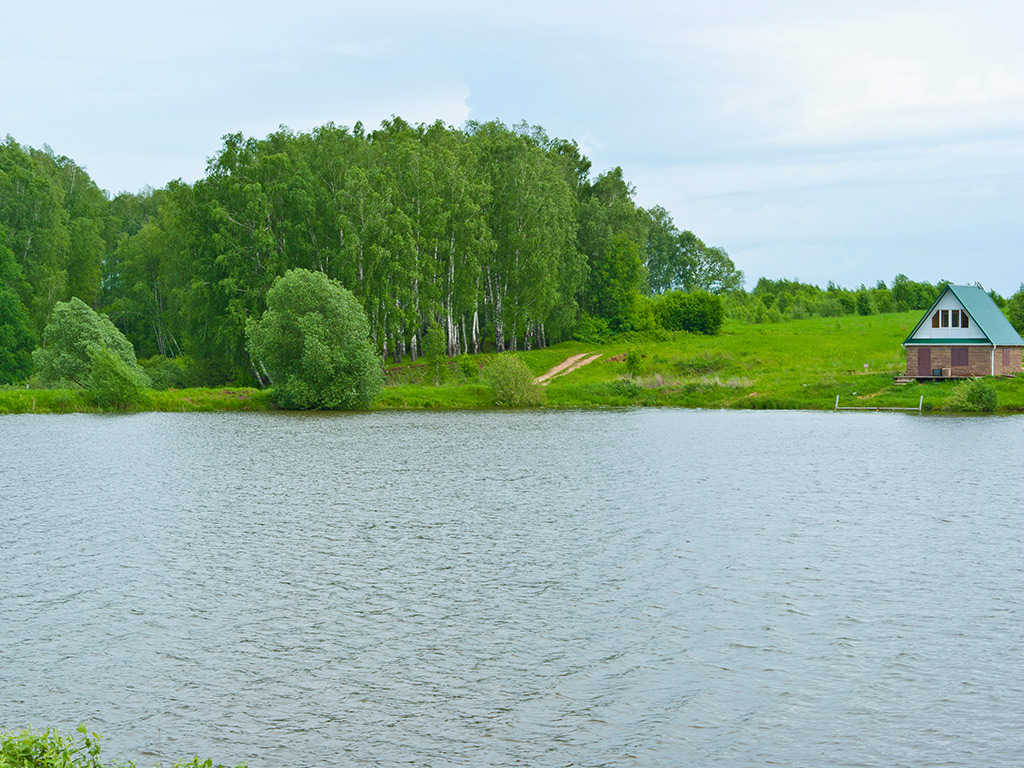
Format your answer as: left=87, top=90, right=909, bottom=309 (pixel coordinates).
left=834, top=395, right=923, bottom=413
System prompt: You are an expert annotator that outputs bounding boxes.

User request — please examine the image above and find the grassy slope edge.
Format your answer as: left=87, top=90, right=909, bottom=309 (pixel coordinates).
left=5, top=312, right=1024, bottom=413
left=378, top=312, right=1024, bottom=412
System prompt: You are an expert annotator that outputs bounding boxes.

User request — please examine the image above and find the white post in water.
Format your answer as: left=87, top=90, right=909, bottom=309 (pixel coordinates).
left=835, top=395, right=840, bottom=411
left=918, top=395, right=923, bottom=414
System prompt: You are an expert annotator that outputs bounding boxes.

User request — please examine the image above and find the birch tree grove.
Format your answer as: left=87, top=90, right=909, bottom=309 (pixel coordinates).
left=155, top=119, right=590, bottom=377
left=1, top=119, right=725, bottom=385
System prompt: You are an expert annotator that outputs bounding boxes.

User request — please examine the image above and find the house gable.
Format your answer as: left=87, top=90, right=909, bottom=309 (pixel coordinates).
left=904, top=285, right=1024, bottom=346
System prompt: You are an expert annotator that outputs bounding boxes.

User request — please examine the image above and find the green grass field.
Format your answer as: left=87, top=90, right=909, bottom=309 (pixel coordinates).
left=380, top=312, right=1024, bottom=412
left=543, top=313, right=918, bottom=410
left=4, top=312, right=1023, bottom=413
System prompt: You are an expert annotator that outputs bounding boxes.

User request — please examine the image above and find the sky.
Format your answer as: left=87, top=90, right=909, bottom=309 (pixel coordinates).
left=4, top=0, right=1023, bottom=294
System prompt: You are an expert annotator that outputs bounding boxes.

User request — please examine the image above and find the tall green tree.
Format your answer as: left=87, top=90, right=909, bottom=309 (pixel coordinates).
left=421, top=121, right=492, bottom=356
left=1005, top=284, right=1024, bottom=334
left=578, top=167, right=648, bottom=330
left=0, top=232, right=36, bottom=383
left=0, top=138, right=70, bottom=329
left=469, top=121, right=582, bottom=350
left=168, top=133, right=294, bottom=381
left=0, top=138, right=114, bottom=330
left=687, top=241, right=743, bottom=294
left=890, top=273, right=938, bottom=311
left=645, top=205, right=687, bottom=294
left=104, top=195, right=187, bottom=359
left=371, top=118, right=443, bottom=360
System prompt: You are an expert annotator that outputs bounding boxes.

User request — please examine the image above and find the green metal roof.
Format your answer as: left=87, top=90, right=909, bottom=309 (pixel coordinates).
left=904, top=285, right=1024, bottom=346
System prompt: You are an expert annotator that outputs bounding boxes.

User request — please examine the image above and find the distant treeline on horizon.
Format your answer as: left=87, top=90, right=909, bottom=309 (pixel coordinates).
left=0, top=121, right=1007, bottom=386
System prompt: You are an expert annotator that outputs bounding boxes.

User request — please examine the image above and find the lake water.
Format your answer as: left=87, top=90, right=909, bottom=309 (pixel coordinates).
left=1, top=409, right=1021, bottom=767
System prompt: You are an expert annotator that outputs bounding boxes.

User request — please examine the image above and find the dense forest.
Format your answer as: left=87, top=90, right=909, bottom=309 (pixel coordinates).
left=2, top=120, right=1019, bottom=388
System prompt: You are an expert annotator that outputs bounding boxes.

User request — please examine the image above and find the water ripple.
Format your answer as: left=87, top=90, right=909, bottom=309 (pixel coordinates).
left=1, top=410, right=1022, bottom=767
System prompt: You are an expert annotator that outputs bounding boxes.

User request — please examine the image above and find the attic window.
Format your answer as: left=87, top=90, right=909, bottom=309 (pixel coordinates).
left=932, top=311, right=940, bottom=328
left=962, top=312, right=969, bottom=329
left=951, top=310, right=960, bottom=328
left=941, top=310, right=949, bottom=327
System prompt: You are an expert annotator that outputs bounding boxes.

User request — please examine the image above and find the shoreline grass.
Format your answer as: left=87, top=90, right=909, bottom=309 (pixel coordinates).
left=5, top=312, right=1024, bottom=414
left=0, top=725, right=245, bottom=768
left=0, top=387, right=274, bottom=415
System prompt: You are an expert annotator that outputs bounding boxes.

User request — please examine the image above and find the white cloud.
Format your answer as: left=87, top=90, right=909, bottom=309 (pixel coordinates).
left=716, top=5, right=1024, bottom=146
left=4, top=0, right=1024, bottom=291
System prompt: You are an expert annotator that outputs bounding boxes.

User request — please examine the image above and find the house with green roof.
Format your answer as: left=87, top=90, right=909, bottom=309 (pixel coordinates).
left=903, top=284, right=1023, bottom=378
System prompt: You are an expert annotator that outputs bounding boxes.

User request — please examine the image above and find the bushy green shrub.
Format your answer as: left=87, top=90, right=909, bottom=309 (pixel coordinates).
left=33, top=297, right=145, bottom=387
left=457, top=355, right=478, bottom=380
left=0, top=725, right=103, bottom=768
left=855, top=290, right=875, bottom=316
left=87, top=345, right=151, bottom=411
left=573, top=313, right=612, bottom=343
left=246, top=269, right=383, bottom=410
left=873, top=288, right=893, bottom=313
left=654, top=290, right=725, bottom=335
left=624, top=347, right=643, bottom=378
left=484, top=353, right=544, bottom=406
left=614, top=328, right=670, bottom=344
left=752, top=301, right=786, bottom=324
left=423, top=324, right=448, bottom=385
left=674, top=350, right=733, bottom=376
left=944, top=377, right=998, bottom=413
left=626, top=293, right=660, bottom=332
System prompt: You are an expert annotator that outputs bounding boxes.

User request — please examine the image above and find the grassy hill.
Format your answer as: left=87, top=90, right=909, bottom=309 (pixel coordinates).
left=380, top=311, right=1024, bottom=412
left=4, top=311, right=1024, bottom=413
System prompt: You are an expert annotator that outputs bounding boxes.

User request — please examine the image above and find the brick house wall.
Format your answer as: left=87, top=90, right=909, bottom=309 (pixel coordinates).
left=909, top=348, right=925, bottom=376
left=998, top=345, right=1023, bottom=375
left=906, top=345, right=1023, bottom=377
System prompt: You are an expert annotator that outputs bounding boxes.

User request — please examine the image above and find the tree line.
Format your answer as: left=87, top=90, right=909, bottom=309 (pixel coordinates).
left=1, top=121, right=742, bottom=385
left=7, top=121, right=1020, bottom=390
left=724, top=275, right=1024, bottom=326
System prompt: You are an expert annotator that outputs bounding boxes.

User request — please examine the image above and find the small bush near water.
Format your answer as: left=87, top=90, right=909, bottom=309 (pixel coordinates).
left=87, top=345, right=151, bottom=411
left=624, top=347, right=643, bottom=378
left=944, top=377, right=998, bottom=413
left=484, top=353, right=545, bottom=406
left=0, top=726, right=245, bottom=768
left=245, top=268, right=383, bottom=410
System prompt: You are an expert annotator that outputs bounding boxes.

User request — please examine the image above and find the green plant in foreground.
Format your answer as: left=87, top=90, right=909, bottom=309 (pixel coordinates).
left=484, top=353, right=545, bottom=406
left=0, top=725, right=102, bottom=768
left=944, top=377, right=998, bottom=413
left=0, top=726, right=246, bottom=768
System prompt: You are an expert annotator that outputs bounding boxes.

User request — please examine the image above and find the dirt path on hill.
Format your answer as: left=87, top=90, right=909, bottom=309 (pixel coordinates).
left=534, top=352, right=603, bottom=385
